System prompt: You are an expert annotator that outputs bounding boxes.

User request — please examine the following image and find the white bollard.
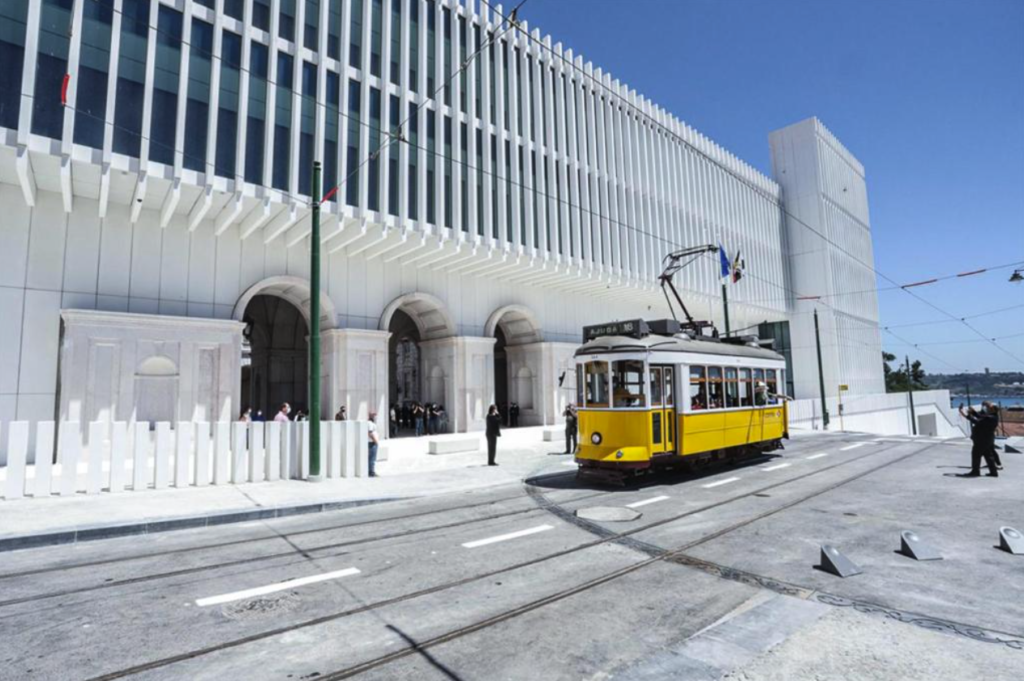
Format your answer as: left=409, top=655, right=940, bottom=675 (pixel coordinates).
left=153, top=423, right=173, bottom=490
left=33, top=422, right=56, bottom=498
left=109, top=422, right=128, bottom=493
left=249, top=422, right=264, bottom=483
left=231, top=422, right=248, bottom=484
left=132, top=424, right=151, bottom=491
left=340, top=421, right=356, bottom=478
left=3, top=422, right=28, bottom=500
left=354, top=422, right=369, bottom=478
left=58, top=424, right=82, bottom=496
left=280, top=422, right=294, bottom=480
left=194, top=422, right=211, bottom=486
left=328, top=421, right=342, bottom=478
left=266, top=421, right=281, bottom=481
left=174, top=422, right=193, bottom=488
left=87, top=421, right=108, bottom=494
left=298, top=422, right=310, bottom=479
left=214, top=422, right=231, bottom=484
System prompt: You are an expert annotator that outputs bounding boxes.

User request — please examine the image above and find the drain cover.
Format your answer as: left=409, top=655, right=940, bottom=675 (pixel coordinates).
left=575, top=506, right=642, bottom=522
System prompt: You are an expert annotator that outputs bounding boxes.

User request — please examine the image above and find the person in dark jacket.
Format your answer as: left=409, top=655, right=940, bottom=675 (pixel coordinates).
left=485, top=404, right=502, bottom=466
left=563, top=404, right=578, bottom=455
left=959, top=402, right=999, bottom=477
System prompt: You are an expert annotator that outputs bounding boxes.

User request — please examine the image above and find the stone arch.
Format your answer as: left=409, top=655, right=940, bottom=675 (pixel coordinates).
left=484, top=305, right=543, bottom=346
left=232, top=275, right=338, bottom=331
left=136, top=355, right=178, bottom=376
left=379, top=292, right=456, bottom=341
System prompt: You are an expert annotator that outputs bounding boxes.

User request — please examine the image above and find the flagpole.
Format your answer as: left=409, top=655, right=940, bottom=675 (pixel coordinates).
left=721, top=282, right=731, bottom=337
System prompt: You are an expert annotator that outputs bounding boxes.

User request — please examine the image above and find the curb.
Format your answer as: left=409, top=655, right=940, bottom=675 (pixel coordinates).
left=0, top=497, right=406, bottom=553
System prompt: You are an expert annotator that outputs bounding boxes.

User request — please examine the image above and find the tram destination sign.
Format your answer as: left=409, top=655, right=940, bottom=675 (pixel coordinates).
left=583, top=319, right=649, bottom=342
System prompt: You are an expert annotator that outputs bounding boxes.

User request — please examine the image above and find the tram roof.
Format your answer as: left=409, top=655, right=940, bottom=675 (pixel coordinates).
left=575, top=334, right=785, bottom=362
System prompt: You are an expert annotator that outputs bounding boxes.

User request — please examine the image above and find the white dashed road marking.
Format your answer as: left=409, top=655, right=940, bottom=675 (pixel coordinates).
left=806, top=453, right=829, bottom=460
left=702, top=477, right=740, bottom=489
left=762, top=463, right=791, bottom=472
left=462, top=524, right=554, bottom=549
left=195, top=567, right=361, bottom=607
left=626, top=495, right=670, bottom=508
left=841, top=442, right=868, bottom=451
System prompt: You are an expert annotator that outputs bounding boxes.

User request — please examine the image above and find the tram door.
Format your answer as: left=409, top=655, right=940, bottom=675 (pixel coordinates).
left=650, top=366, right=676, bottom=455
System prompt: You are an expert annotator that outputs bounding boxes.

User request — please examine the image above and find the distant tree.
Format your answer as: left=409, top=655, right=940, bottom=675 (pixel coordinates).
left=883, top=351, right=928, bottom=392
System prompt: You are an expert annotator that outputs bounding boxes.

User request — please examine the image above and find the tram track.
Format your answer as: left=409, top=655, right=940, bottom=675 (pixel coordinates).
left=82, top=439, right=909, bottom=680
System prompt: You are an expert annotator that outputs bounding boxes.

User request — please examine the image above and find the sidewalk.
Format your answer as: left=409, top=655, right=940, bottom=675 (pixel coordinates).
left=0, top=428, right=571, bottom=552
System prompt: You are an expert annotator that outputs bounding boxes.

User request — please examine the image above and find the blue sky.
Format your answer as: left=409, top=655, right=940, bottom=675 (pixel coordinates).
left=520, top=0, right=1024, bottom=374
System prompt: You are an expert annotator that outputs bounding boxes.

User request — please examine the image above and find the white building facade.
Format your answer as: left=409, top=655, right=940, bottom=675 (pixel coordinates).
left=0, top=0, right=883, bottom=441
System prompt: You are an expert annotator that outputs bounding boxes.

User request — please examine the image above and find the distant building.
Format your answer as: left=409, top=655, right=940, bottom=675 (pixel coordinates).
left=0, top=0, right=883, bottom=436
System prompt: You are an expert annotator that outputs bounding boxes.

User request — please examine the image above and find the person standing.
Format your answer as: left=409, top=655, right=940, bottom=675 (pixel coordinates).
left=959, top=403, right=999, bottom=477
left=486, top=404, right=502, bottom=466
left=563, top=403, right=578, bottom=455
left=274, top=403, right=291, bottom=422
left=389, top=404, right=398, bottom=437
left=429, top=403, right=441, bottom=435
left=335, top=406, right=347, bottom=421
left=414, top=403, right=425, bottom=436
left=240, top=408, right=252, bottom=422
left=510, top=402, right=520, bottom=428
left=367, top=411, right=379, bottom=477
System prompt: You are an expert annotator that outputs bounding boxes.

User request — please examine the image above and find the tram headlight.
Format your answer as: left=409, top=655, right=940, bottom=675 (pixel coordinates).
left=591, top=432, right=602, bottom=445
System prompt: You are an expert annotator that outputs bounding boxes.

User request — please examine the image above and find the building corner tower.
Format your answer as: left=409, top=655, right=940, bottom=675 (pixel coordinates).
left=769, top=118, right=885, bottom=399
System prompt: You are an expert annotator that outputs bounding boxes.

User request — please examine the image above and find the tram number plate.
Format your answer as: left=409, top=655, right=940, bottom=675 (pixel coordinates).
left=583, top=319, right=648, bottom=342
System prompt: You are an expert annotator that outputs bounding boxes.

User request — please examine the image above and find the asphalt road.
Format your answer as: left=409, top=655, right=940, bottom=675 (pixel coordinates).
left=1, top=432, right=1021, bottom=680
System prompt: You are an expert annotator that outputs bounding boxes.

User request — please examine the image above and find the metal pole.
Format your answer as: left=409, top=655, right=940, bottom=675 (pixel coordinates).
left=721, top=282, right=730, bottom=337
left=309, top=162, right=322, bottom=480
left=905, top=355, right=917, bottom=436
left=813, top=308, right=829, bottom=429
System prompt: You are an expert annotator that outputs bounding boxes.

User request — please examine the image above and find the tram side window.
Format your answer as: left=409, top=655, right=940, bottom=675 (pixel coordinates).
left=739, top=368, right=753, bottom=407
left=649, top=367, right=663, bottom=407
left=766, top=369, right=779, bottom=405
left=725, top=367, right=739, bottom=408
left=612, top=360, right=646, bottom=408
left=754, top=369, right=767, bottom=406
left=584, top=361, right=609, bottom=408
left=708, top=367, right=724, bottom=409
left=576, top=365, right=584, bottom=406
left=689, top=366, right=708, bottom=410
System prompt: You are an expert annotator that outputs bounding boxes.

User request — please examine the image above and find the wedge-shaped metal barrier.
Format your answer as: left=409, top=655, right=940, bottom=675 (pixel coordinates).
left=818, top=544, right=862, bottom=578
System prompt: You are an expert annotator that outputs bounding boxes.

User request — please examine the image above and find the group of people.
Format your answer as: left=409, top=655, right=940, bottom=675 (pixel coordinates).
left=496, top=402, right=522, bottom=427
left=240, top=403, right=312, bottom=423
left=389, top=402, right=448, bottom=437
left=959, top=402, right=1004, bottom=477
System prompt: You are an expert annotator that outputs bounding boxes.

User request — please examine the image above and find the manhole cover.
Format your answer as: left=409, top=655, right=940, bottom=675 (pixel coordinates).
left=575, top=506, right=642, bottom=522
left=222, top=593, right=300, bottom=621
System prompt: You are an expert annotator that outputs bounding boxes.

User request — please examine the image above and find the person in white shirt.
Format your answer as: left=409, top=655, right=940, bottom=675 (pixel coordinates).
left=274, top=403, right=291, bottom=422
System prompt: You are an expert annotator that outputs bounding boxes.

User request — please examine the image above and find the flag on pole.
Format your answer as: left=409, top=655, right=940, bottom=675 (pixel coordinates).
left=732, top=250, right=745, bottom=283
left=719, top=244, right=730, bottom=279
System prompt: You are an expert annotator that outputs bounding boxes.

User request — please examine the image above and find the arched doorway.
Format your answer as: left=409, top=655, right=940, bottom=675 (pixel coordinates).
left=388, top=309, right=421, bottom=435
left=485, top=305, right=543, bottom=428
left=241, top=295, right=309, bottom=419
left=380, top=292, right=457, bottom=436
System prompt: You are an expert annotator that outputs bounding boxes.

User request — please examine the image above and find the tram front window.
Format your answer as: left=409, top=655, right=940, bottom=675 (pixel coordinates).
left=612, top=360, right=646, bottom=408
left=584, top=361, right=610, bottom=408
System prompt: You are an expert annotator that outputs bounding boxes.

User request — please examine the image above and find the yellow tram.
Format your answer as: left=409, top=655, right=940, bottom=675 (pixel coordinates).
left=573, top=319, right=788, bottom=482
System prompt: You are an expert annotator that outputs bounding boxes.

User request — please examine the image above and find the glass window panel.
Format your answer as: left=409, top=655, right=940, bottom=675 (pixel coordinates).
left=665, top=368, right=674, bottom=407
left=765, top=369, right=778, bottom=405
left=349, top=0, right=363, bottom=68
left=304, top=0, right=319, bottom=50
left=690, top=366, right=707, bottom=410
left=73, top=0, right=113, bottom=148
left=345, top=78, right=361, bottom=206
left=33, top=0, right=75, bottom=140
left=370, top=0, right=383, bottom=77
left=407, top=103, right=418, bottom=219
left=253, top=0, right=271, bottom=31
left=739, top=368, right=753, bottom=407
left=244, top=41, right=269, bottom=184
left=272, top=52, right=294, bottom=190
left=215, top=30, right=242, bottom=178
left=327, top=0, right=341, bottom=59
left=367, top=86, right=381, bottom=210
left=725, top=368, right=739, bottom=408
left=584, top=361, right=609, bottom=409
left=390, top=0, right=401, bottom=84
left=279, top=0, right=295, bottom=42
left=224, top=0, right=244, bottom=21
left=149, top=5, right=183, bottom=164
left=184, top=18, right=214, bottom=172
left=649, top=368, right=663, bottom=407
left=0, top=0, right=30, bottom=130
left=708, top=367, right=724, bottom=410
left=408, top=0, right=419, bottom=91
left=612, top=360, right=646, bottom=408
